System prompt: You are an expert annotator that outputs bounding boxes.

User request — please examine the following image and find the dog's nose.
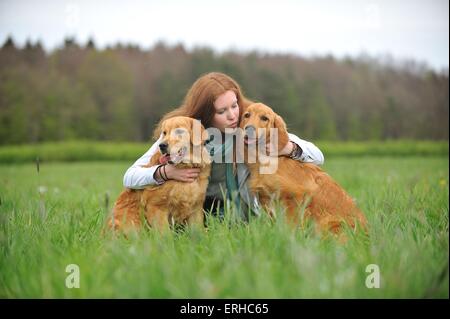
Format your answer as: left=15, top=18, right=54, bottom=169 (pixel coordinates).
left=244, top=125, right=256, bottom=137
left=159, top=143, right=168, bottom=152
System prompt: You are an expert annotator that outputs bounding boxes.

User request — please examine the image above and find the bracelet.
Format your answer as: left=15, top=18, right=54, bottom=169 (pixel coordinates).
left=154, top=165, right=166, bottom=182
left=289, top=142, right=303, bottom=159
left=289, top=142, right=298, bottom=158
left=158, top=164, right=169, bottom=182
left=162, top=164, right=169, bottom=181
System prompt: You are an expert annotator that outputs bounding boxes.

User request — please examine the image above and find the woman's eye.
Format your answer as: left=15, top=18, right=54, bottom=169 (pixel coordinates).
left=232, top=103, right=238, bottom=108
left=261, top=116, right=269, bottom=121
left=244, top=113, right=250, bottom=118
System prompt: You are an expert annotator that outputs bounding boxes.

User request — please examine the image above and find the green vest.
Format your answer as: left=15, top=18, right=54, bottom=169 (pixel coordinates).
left=206, top=161, right=227, bottom=200
left=204, top=134, right=257, bottom=221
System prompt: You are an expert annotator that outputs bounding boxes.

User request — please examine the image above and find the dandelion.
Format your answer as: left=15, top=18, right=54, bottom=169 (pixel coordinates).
left=38, top=186, right=48, bottom=194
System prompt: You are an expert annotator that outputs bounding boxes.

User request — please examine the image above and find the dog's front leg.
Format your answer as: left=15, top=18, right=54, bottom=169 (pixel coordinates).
left=186, top=208, right=205, bottom=229
left=145, top=208, right=170, bottom=233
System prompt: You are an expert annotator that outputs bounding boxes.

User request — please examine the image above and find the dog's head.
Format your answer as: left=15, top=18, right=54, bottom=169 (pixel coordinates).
left=239, top=103, right=289, bottom=153
left=158, top=116, right=211, bottom=166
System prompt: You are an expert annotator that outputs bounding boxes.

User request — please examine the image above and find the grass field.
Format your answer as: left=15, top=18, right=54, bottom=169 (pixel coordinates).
left=0, top=140, right=448, bottom=163
left=0, top=156, right=448, bottom=298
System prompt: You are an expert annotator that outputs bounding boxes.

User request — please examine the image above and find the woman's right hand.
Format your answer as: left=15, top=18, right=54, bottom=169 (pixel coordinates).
left=164, top=165, right=201, bottom=183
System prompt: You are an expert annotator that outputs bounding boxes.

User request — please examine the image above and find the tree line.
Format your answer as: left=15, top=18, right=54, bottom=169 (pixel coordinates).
left=0, top=36, right=448, bottom=145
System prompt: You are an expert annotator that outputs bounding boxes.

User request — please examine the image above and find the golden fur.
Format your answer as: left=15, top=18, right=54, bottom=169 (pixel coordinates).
left=240, top=103, right=368, bottom=237
left=108, top=116, right=211, bottom=232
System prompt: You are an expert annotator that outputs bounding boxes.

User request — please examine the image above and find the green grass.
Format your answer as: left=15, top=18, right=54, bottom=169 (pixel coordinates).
left=0, top=157, right=448, bottom=298
left=0, top=140, right=448, bottom=163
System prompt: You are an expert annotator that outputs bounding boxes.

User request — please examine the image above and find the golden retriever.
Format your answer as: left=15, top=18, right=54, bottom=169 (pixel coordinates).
left=240, top=103, right=367, bottom=237
left=109, top=116, right=211, bottom=232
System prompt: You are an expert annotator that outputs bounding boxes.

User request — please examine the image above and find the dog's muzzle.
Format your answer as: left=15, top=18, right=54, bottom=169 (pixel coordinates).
left=159, top=142, right=168, bottom=154
left=244, top=126, right=256, bottom=139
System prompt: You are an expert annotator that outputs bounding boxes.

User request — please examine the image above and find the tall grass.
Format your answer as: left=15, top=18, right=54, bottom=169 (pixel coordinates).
left=0, top=140, right=448, bottom=163
left=0, top=157, right=448, bottom=298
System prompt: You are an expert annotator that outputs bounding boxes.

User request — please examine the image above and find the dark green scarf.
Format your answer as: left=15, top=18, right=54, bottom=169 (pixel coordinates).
left=205, top=133, right=243, bottom=219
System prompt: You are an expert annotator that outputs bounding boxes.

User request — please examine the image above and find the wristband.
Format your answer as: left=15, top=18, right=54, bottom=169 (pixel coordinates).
left=289, top=142, right=303, bottom=159
left=155, top=164, right=167, bottom=183
left=162, top=164, right=169, bottom=181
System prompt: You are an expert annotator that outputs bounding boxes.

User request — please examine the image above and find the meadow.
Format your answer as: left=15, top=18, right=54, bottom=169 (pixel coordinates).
left=0, top=146, right=448, bottom=298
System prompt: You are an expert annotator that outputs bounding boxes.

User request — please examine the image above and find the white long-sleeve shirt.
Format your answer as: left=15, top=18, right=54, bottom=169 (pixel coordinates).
left=123, top=133, right=324, bottom=189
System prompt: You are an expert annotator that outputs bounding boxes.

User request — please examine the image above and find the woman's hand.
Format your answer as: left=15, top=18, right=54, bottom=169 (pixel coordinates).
left=266, top=141, right=294, bottom=157
left=164, top=165, right=201, bottom=182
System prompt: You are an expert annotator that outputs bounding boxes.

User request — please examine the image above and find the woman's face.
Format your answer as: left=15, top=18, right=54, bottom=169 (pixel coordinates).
left=211, top=90, right=239, bottom=132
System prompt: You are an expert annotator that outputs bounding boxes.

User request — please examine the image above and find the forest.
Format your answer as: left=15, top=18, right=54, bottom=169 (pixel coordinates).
left=0, top=36, right=448, bottom=145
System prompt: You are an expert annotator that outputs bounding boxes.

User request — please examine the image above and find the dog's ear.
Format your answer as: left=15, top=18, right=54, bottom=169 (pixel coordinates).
left=274, top=115, right=290, bottom=152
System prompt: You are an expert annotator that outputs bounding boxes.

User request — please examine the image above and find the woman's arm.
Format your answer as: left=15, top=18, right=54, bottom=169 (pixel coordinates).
left=123, top=136, right=202, bottom=188
left=123, top=137, right=163, bottom=189
left=287, top=133, right=324, bottom=165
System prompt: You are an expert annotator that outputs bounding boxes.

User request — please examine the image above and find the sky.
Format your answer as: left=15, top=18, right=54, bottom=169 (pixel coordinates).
left=0, top=0, right=448, bottom=72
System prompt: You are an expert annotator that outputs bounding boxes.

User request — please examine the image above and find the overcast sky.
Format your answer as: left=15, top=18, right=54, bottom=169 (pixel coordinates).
left=0, top=0, right=448, bottom=71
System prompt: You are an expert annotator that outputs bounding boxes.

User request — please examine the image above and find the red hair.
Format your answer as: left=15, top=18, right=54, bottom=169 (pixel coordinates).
left=153, top=72, right=253, bottom=139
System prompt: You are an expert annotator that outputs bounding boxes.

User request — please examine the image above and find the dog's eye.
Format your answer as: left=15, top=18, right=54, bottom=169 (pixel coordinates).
left=163, top=131, right=167, bottom=136
left=261, top=115, right=269, bottom=121
left=244, top=112, right=250, bottom=118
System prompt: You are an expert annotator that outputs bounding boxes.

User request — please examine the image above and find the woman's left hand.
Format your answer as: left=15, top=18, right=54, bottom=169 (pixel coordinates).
left=266, top=141, right=294, bottom=157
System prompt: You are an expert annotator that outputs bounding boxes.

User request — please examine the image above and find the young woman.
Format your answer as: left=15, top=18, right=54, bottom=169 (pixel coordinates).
left=123, top=72, right=324, bottom=220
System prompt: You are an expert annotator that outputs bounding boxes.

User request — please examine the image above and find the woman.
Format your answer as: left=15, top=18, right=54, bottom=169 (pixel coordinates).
left=123, top=72, right=324, bottom=220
